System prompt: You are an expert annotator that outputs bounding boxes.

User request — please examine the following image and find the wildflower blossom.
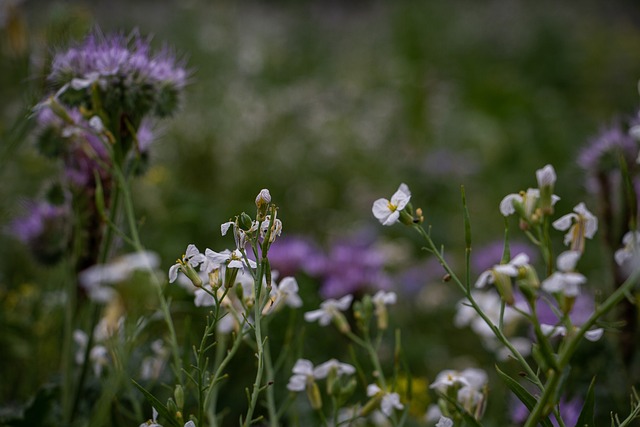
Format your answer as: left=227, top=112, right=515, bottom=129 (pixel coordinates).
left=139, top=407, right=162, bottom=427
left=80, top=251, right=160, bottom=302
left=263, top=277, right=302, bottom=315
left=435, top=417, right=454, bottom=427
left=372, top=290, right=397, bottom=330
left=372, top=183, right=411, bottom=226
left=8, top=199, right=71, bottom=264
left=366, top=384, right=404, bottom=417
left=615, top=230, right=640, bottom=267
left=304, top=294, right=353, bottom=332
left=313, top=359, right=356, bottom=379
left=73, top=330, right=110, bottom=377
left=431, top=368, right=487, bottom=418
left=499, top=188, right=559, bottom=222
left=552, top=202, right=598, bottom=252
left=49, top=31, right=188, bottom=119
left=260, top=214, right=283, bottom=243
left=541, top=251, right=586, bottom=297
left=140, top=340, right=170, bottom=380
left=168, top=244, right=205, bottom=283
left=474, top=253, right=530, bottom=304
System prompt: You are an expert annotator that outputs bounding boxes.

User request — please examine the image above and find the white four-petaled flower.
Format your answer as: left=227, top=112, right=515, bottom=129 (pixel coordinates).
left=541, top=251, right=585, bottom=297
left=366, top=384, right=404, bottom=417
left=304, top=294, right=353, bottom=326
left=552, top=202, right=598, bottom=252
left=372, top=183, right=411, bottom=226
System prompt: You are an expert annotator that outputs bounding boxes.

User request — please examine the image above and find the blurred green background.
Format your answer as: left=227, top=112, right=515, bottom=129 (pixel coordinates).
left=3, top=0, right=640, bottom=425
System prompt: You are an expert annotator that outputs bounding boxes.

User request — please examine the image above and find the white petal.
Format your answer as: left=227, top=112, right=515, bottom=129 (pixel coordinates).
left=552, top=214, right=575, bottom=231
left=367, top=383, right=381, bottom=397
left=474, top=270, right=493, bottom=288
left=510, top=253, right=530, bottom=267
left=499, top=193, right=521, bottom=216
left=221, top=221, right=233, bottom=236
left=557, top=250, right=581, bottom=271
left=536, top=164, right=556, bottom=187
left=168, top=264, right=180, bottom=283
left=584, top=328, right=604, bottom=342
left=372, top=198, right=391, bottom=220
left=286, top=374, right=307, bottom=391
left=292, top=359, right=314, bottom=375
left=335, top=294, right=354, bottom=311
left=382, top=210, right=400, bottom=226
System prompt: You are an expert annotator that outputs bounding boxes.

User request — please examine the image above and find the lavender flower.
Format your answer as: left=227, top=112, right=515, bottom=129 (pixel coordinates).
left=48, top=30, right=188, bottom=119
left=319, top=236, right=393, bottom=299
left=8, top=200, right=70, bottom=264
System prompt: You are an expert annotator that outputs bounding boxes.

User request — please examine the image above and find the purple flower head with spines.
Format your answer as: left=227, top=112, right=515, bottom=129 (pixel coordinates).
left=48, top=30, right=188, bottom=119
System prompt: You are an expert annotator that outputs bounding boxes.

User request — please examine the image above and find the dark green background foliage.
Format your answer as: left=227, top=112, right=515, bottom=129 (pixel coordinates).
left=2, top=1, right=640, bottom=425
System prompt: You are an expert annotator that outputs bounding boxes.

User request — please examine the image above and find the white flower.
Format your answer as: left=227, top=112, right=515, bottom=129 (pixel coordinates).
left=80, top=251, right=160, bottom=302
left=140, top=340, right=169, bottom=380
left=552, top=202, right=598, bottom=252
left=184, top=422, right=196, bottom=427
left=313, top=359, right=356, bottom=379
left=541, top=251, right=586, bottom=297
left=454, top=291, right=524, bottom=341
left=260, top=215, right=283, bottom=243
left=287, top=359, right=315, bottom=391
left=304, top=294, right=353, bottom=326
left=536, top=164, right=556, bottom=187
left=372, top=290, right=397, bottom=306
left=431, top=368, right=487, bottom=417
left=263, top=277, right=302, bottom=315
left=202, top=248, right=256, bottom=273
left=221, top=219, right=257, bottom=250
left=499, top=188, right=559, bottom=218
left=435, top=417, right=454, bottom=427
left=169, top=244, right=205, bottom=283
left=540, top=324, right=604, bottom=342
left=474, top=253, right=529, bottom=288
left=615, top=231, right=640, bottom=267
left=139, top=407, right=162, bottom=427
left=367, top=384, right=404, bottom=417
left=372, top=183, right=411, bottom=226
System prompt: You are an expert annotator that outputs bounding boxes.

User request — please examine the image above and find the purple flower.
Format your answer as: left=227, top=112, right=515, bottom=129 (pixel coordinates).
left=8, top=200, right=71, bottom=264
left=578, top=123, right=637, bottom=174
left=266, top=236, right=325, bottom=278
left=536, top=292, right=595, bottom=326
left=48, top=30, right=188, bottom=119
left=318, top=235, right=393, bottom=299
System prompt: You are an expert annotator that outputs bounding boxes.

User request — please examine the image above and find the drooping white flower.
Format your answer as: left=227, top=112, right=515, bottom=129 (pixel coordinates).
left=260, top=214, right=283, bottom=243
left=313, top=358, right=356, bottom=379
left=474, top=253, right=529, bottom=289
left=615, top=231, right=640, bottom=267
left=541, top=251, right=586, bottom=297
left=366, top=384, right=404, bottom=417
left=304, top=294, right=353, bottom=326
left=169, top=244, right=205, bottom=283
left=287, top=359, right=315, bottom=392
left=552, top=202, right=598, bottom=252
left=263, top=277, right=302, bottom=315
left=431, top=368, right=487, bottom=417
left=372, top=183, right=411, bottom=226
left=202, top=248, right=256, bottom=273
left=499, top=188, right=559, bottom=218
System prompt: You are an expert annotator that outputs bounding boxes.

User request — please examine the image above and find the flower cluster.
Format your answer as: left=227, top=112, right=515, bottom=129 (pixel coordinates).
left=49, top=30, right=187, bottom=120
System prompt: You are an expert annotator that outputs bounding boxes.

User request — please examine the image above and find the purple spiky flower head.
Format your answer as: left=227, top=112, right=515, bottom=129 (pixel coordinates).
left=48, top=30, right=188, bottom=120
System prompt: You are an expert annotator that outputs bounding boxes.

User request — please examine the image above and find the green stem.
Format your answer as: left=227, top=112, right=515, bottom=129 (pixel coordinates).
left=524, top=268, right=640, bottom=427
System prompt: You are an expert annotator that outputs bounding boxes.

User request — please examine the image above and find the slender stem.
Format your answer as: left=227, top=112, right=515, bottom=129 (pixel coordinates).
left=524, top=267, right=640, bottom=427
left=413, top=224, right=543, bottom=389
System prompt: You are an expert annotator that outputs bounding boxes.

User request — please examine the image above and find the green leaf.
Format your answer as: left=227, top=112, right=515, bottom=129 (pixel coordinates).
left=131, top=380, right=182, bottom=427
left=575, top=377, right=596, bottom=427
left=495, top=365, right=554, bottom=427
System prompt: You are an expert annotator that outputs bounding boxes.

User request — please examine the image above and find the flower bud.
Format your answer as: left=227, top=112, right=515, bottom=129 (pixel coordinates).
left=166, top=397, right=178, bottom=416
left=306, top=379, right=323, bottom=410
left=536, top=164, right=556, bottom=215
left=183, top=262, right=203, bottom=288
left=255, top=189, right=271, bottom=219
left=239, top=212, right=253, bottom=231
left=332, top=312, right=351, bottom=334
left=174, top=384, right=184, bottom=410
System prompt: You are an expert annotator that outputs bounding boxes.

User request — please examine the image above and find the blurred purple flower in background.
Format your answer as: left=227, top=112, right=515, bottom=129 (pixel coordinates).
left=318, top=235, right=394, bottom=298
left=8, top=200, right=71, bottom=264
left=267, top=236, right=325, bottom=278
left=511, top=396, right=582, bottom=427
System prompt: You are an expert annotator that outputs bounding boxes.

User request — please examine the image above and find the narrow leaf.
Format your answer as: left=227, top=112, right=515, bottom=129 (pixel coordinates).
left=131, top=379, right=181, bottom=427
left=495, top=365, right=554, bottom=427
left=575, top=377, right=596, bottom=427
